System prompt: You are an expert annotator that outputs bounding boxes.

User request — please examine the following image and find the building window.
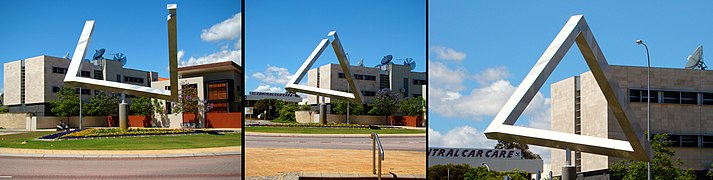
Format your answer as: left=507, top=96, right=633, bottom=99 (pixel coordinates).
left=413, top=79, right=427, bottom=85
left=668, top=135, right=681, bottom=147
left=680, top=135, right=698, bottom=147
left=94, top=70, right=103, bottom=80
left=629, top=89, right=641, bottom=102
left=76, top=88, right=90, bottom=95
left=702, top=93, right=713, bottom=105
left=338, top=73, right=345, bottom=78
left=165, top=86, right=172, bottom=114
left=207, top=82, right=228, bottom=100
left=680, top=92, right=697, bottom=104
left=412, top=94, right=422, bottom=98
left=355, top=74, right=364, bottom=80
left=52, top=67, right=67, bottom=74
left=362, top=91, right=376, bottom=96
left=703, top=136, right=713, bottom=148
left=80, top=71, right=91, bottom=78
left=211, top=102, right=228, bottom=112
left=662, top=91, right=680, bottom=104
left=123, top=76, right=144, bottom=84
left=52, top=86, right=61, bottom=93
left=364, top=75, right=376, bottom=81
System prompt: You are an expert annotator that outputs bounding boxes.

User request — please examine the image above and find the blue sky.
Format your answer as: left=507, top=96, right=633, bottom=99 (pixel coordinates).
left=428, top=1, right=713, bottom=165
left=245, top=0, right=425, bottom=94
left=0, top=0, right=241, bottom=90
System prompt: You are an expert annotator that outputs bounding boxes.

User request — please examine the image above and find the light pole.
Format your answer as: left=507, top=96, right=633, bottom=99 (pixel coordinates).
left=481, top=163, right=490, bottom=172
left=636, top=39, right=651, bottom=180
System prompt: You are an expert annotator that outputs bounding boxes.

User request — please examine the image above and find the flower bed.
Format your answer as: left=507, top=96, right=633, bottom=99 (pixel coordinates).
left=246, top=123, right=399, bottom=129
left=38, top=128, right=236, bottom=140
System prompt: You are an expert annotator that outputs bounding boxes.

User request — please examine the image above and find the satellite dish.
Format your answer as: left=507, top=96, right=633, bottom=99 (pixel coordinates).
left=92, top=49, right=105, bottom=60
left=685, top=45, right=706, bottom=70
left=381, top=55, right=393, bottom=65
left=113, top=53, right=128, bottom=66
left=403, top=58, right=416, bottom=70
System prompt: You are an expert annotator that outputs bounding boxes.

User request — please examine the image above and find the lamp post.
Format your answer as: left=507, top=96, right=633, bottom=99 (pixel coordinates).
left=636, top=39, right=651, bottom=180
left=481, top=163, right=490, bottom=172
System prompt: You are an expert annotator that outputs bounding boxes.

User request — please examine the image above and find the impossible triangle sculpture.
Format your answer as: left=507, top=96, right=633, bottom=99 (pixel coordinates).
left=484, top=15, right=652, bottom=161
left=64, top=4, right=178, bottom=101
left=284, top=31, right=363, bottom=104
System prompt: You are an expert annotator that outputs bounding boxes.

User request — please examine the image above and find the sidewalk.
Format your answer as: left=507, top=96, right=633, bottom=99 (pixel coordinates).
left=245, top=132, right=425, bottom=138
left=0, top=146, right=241, bottom=158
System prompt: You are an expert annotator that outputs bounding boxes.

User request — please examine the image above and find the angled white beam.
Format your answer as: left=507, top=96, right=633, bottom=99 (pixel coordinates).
left=285, top=31, right=363, bottom=104
left=484, top=15, right=652, bottom=161
left=63, top=4, right=179, bottom=101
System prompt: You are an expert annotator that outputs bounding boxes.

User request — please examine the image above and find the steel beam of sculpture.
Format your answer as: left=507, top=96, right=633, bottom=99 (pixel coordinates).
left=284, top=31, right=363, bottom=104
left=63, top=4, right=179, bottom=101
left=484, top=15, right=652, bottom=161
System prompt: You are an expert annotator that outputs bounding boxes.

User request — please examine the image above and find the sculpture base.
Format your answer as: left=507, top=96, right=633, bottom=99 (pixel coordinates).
left=119, top=103, right=128, bottom=130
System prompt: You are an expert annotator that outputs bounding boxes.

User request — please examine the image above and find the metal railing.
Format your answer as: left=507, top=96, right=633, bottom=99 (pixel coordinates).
left=371, top=132, right=385, bottom=180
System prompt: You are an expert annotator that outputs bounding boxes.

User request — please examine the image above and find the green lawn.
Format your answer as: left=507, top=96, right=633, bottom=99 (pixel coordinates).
left=0, top=131, right=241, bottom=150
left=246, top=126, right=425, bottom=134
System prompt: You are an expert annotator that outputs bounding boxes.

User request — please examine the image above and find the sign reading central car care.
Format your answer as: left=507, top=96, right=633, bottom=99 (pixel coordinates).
left=428, top=148, right=522, bottom=159
left=428, top=147, right=542, bottom=173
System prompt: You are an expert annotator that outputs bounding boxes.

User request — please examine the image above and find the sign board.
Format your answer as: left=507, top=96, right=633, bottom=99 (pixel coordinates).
left=428, top=147, right=543, bottom=173
left=245, top=107, right=254, bottom=115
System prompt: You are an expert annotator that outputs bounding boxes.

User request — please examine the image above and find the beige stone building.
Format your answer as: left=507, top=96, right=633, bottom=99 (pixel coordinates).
left=3, top=55, right=158, bottom=116
left=551, top=65, right=713, bottom=177
left=306, top=63, right=426, bottom=105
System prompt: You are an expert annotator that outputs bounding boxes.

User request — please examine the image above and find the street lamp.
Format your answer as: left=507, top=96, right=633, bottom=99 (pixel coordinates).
left=636, top=39, right=651, bottom=180
left=481, top=163, right=490, bottom=172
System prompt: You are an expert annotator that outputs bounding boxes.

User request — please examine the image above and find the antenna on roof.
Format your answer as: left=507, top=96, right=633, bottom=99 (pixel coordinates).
left=64, top=52, right=70, bottom=59
left=685, top=45, right=706, bottom=70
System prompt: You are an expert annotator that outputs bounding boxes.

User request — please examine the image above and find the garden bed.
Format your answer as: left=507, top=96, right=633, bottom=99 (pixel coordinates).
left=38, top=128, right=236, bottom=141
left=245, top=123, right=399, bottom=129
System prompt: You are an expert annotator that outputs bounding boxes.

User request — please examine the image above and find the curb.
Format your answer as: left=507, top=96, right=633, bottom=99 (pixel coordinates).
left=0, top=151, right=242, bottom=158
left=245, top=132, right=426, bottom=138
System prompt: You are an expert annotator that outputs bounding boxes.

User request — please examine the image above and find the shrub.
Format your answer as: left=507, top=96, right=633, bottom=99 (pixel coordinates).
left=399, top=96, right=424, bottom=116
left=333, top=100, right=364, bottom=115
left=274, top=101, right=298, bottom=123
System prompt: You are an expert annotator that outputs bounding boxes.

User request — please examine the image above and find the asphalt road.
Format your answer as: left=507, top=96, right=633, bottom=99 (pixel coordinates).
left=245, top=135, right=426, bottom=151
left=0, top=155, right=242, bottom=180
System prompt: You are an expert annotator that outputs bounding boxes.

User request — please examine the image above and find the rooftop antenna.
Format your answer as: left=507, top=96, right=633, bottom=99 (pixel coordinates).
left=357, top=59, right=364, bottom=66
left=109, top=53, right=128, bottom=66
left=403, top=57, right=416, bottom=70
left=64, top=52, right=70, bottom=59
left=376, top=55, right=393, bottom=67
left=685, top=45, right=706, bottom=70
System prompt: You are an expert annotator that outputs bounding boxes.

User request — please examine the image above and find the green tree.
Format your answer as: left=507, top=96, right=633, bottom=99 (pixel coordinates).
left=333, top=100, right=364, bottom=115
left=50, top=87, right=80, bottom=120
left=399, top=96, right=424, bottom=116
left=610, top=134, right=696, bottom=180
left=172, top=83, right=213, bottom=127
left=428, top=164, right=473, bottom=180
left=495, top=140, right=542, bottom=159
left=254, top=99, right=277, bottom=118
left=130, top=97, right=153, bottom=116
left=368, top=88, right=400, bottom=115
left=274, top=100, right=298, bottom=123
left=707, top=163, right=713, bottom=179
left=84, top=91, right=120, bottom=116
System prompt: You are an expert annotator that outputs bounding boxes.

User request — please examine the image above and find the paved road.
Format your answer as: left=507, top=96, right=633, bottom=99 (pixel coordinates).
left=245, top=135, right=425, bottom=151
left=0, top=155, right=242, bottom=180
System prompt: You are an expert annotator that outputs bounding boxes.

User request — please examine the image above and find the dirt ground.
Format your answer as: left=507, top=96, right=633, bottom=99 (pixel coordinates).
left=245, top=148, right=426, bottom=177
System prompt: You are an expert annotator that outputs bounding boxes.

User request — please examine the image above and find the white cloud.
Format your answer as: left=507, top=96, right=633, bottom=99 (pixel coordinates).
left=200, top=13, right=241, bottom=42
left=429, top=126, right=496, bottom=148
left=431, top=45, right=466, bottom=62
left=428, top=60, right=467, bottom=91
left=252, top=64, right=293, bottom=85
left=179, top=49, right=241, bottom=67
left=254, top=84, right=283, bottom=93
left=179, top=12, right=242, bottom=67
left=473, top=66, right=511, bottom=85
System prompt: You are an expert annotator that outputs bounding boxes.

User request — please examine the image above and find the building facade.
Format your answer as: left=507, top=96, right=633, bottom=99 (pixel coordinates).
left=551, top=65, right=713, bottom=177
left=306, top=63, right=426, bottom=105
left=3, top=55, right=158, bottom=116
left=151, top=61, right=243, bottom=128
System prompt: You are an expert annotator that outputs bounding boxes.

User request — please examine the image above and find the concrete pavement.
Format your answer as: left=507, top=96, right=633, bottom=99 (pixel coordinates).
left=0, top=146, right=242, bottom=158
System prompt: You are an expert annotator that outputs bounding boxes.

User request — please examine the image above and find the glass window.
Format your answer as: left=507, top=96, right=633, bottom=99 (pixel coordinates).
left=52, top=86, right=61, bottom=93
left=703, top=136, right=713, bottom=148
left=80, top=71, right=91, bottom=78
left=362, top=91, right=376, bottom=96
left=338, top=73, right=345, bottom=78
left=354, top=74, right=364, bottom=80
left=680, top=92, right=697, bottom=104
left=207, top=82, right=228, bottom=100
left=629, top=89, right=641, bottom=102
left=702, top=93, right=713, bottom=105
left=668, top=135, right=681, bottom=147
left=210, top=102, right=228, bottom=112
left=662, top=91, right=680, bottom=104
left=681, top=135, right=698, bottom=147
